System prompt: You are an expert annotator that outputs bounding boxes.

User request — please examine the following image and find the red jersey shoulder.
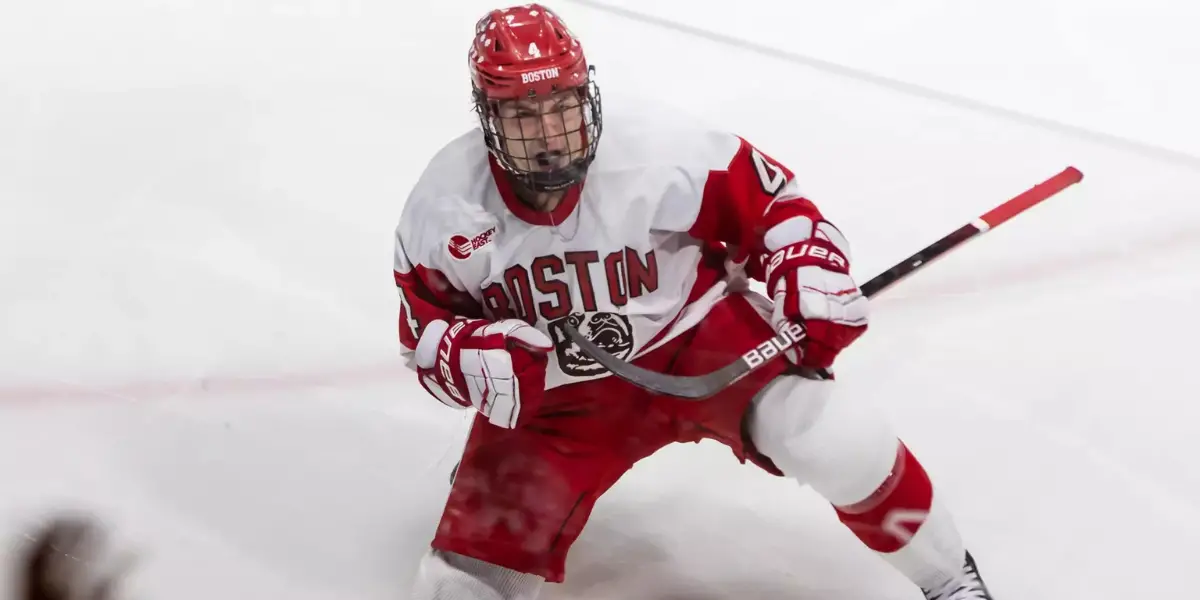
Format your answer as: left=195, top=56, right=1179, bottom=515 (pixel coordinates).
left=590, top=103, right=801, bottom=209
left=584, top=101, right=810, bottom=246
left=576, top=102, right=748, bottom=232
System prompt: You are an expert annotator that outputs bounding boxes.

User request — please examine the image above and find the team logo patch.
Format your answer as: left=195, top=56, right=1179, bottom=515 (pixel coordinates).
left=546, top=312, right=634, bottom=377
left=448, top=227, right=497, bottom=261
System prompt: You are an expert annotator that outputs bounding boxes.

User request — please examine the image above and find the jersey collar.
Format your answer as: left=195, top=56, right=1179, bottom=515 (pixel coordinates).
left=488, top=154, right=582, bottom=226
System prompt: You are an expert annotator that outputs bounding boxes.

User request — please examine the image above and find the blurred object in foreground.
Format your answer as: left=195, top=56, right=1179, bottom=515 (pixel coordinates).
left=15, top=514, right=133, bottom=600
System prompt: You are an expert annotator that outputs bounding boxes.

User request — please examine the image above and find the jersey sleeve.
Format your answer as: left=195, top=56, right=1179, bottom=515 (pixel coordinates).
left=685, top=135, right=829, bottom=276
left=393, top=218, right=484, bottom=356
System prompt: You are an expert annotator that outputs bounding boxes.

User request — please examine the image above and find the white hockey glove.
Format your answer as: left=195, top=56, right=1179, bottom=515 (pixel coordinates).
left=761, top=215, right=870, bottom=369
left=413, top=317, right=552, bottom=429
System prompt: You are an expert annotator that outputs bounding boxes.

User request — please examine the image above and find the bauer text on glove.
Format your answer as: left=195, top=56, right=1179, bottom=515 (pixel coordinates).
left=760, top=215, right=869, bottom=369
left=413, top=318, right=552, bottom=429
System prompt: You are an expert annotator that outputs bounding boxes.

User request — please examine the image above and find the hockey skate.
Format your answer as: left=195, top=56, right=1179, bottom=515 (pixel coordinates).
left=922, top=551, right=994, bottom=600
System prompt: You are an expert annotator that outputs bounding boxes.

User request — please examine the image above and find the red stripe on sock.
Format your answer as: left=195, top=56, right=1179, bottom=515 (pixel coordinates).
left=833, top=441, right=934, bottom=553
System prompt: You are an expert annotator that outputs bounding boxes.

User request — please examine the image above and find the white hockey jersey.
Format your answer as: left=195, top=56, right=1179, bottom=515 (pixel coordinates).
left=393, top=101, right=827, bottom=391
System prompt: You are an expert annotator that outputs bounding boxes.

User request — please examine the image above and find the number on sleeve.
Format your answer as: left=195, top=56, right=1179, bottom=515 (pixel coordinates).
left=750, top=147, right=786, bottom=195
left=397, top=286, right=422, bottom=341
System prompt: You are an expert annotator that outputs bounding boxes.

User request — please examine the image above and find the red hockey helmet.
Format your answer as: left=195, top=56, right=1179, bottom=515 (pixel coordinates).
left=469, top=4, right=602, bottom=192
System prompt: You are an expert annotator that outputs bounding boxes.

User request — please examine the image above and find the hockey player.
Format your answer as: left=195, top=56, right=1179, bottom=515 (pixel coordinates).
left=394, top=4, right=994, bottom=599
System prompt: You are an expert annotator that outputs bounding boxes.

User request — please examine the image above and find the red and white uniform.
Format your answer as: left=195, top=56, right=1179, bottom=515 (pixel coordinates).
left=400, top=7, right=986, bottom=599
left=394, top=101, right=851, bottom=391
left=391, top=100, right=950, bottom=587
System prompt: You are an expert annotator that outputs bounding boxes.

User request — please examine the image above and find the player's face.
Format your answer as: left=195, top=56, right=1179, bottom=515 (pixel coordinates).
left=493, top=89, right=587, bottom=174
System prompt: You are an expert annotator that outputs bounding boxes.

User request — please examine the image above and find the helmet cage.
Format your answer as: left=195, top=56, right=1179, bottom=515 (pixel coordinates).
left=473, top=66, right=603, bottom=192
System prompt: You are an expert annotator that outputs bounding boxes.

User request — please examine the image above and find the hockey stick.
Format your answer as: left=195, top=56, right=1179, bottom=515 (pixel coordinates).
left=562, top=166, right=1085, bottom=399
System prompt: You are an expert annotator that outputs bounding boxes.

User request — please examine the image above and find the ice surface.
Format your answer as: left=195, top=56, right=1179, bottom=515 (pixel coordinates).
left=1, top=1, right=1197, bottom=598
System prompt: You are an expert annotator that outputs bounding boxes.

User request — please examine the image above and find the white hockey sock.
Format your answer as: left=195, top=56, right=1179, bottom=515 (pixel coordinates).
left=409, top=549, right=544, bottom=600
left=875, top=493, right=967, bottom=590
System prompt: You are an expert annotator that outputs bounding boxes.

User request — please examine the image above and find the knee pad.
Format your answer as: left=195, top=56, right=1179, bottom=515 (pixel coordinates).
left=747, top=374, right=899, bottom=506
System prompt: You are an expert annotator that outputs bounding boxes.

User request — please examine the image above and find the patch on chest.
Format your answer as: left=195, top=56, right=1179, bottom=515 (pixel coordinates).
left=546, top=312, right=634, bottom=377
left=448, top=226, right=497, bottom=261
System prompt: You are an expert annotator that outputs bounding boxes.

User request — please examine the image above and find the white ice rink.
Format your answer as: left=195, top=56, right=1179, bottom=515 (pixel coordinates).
left=2, top=1, right=1198, bottom=598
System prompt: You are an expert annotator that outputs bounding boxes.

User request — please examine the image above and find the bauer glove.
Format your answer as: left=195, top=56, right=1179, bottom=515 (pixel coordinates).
left=760, top=215, right=869, bottom=369
left=413, top=317, right=552, bottom=429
